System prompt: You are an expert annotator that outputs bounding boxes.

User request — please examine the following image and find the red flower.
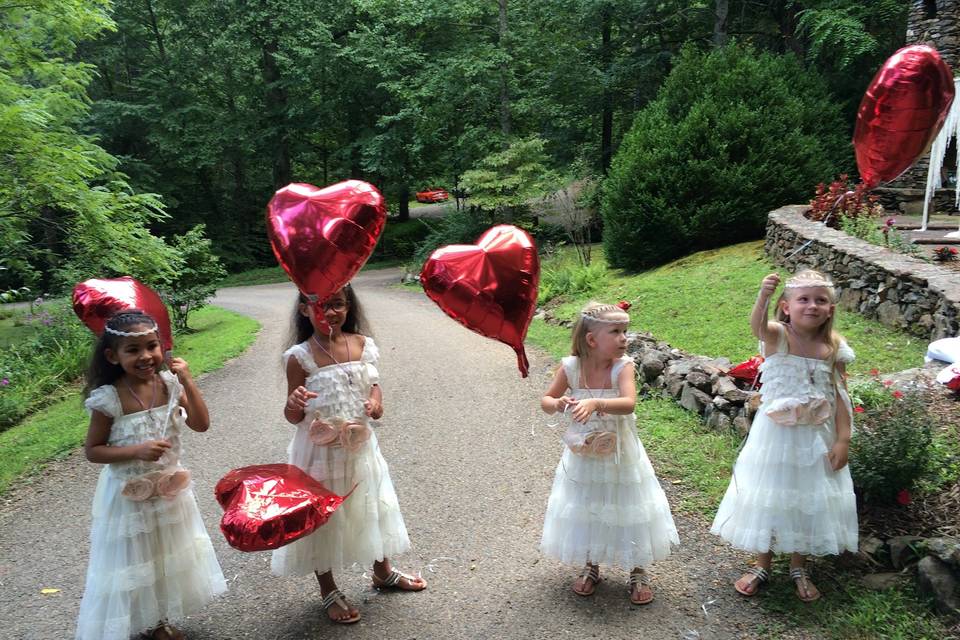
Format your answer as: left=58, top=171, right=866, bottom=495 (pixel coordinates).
left=616, top=300, right=631, bottom=311
left=882, top=380, right=893, bottom=387
left=885, top=217, right=896, bottom=227
left=892, top=390, right=904, bottom=399
left=896, top=489, right=912, bottom=506
left=869, top=368, right=879, bottom=377
left=854, top=405, right=865, bottom=413
left=952, top=248, right=958, bottom=255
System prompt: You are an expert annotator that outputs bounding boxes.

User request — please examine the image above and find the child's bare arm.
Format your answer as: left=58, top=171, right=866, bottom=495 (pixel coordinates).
left=85, top=410, right=170, bottom=463
left=752, top=273, right=782, bottom=351
left=169, top=358, right=210, bottom=432
left=541, top=366, right=574, bottom=414
left=569, top=362, right=637, bottom=422
left=284, top=357, right=317, bottom=424
left=828, top=363, right=852, bottom=471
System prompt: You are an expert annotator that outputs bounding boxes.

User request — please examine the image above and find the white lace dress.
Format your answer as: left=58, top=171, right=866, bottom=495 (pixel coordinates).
left=76, top=371, right=226, bottom=640
left=271, top=337, right=411, bottom=575
left=540, top=356, right=679, bottom=568
left=710, top=329, right=859, bottom=555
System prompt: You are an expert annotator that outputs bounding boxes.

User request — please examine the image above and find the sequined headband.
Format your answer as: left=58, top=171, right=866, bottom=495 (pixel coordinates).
left=104, top=323, right=158, bottom=337
left=784, top=278, right=834, bottom=289
left=580, top=306, right=630, bottom=324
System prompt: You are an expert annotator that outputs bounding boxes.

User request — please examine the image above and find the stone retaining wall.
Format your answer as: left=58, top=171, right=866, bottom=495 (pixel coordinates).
left=765, top=205, right=960, bottom=340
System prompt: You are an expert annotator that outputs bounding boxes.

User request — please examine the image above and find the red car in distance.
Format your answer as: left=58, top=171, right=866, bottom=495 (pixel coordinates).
left=415, top=187, right=449, bottom=203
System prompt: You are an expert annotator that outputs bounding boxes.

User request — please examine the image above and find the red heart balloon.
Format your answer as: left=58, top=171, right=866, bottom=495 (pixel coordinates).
left=420, top=225, right=539, bottom=377
left=215, top=463, right=348, bottom=552
left=854, top=45, right=955, bottom=188
left=72, top=276, right=173, bottom=352
left=266, top=180, right=386, bottom=302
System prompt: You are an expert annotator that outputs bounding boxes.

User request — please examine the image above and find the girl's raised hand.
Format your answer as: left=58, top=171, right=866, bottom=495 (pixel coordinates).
left=759, top=273, right=781, bottom=299
left=135, top=439, right=172, bottom=461
left=287, top=385, right=318, bottom=411
left=167, top=357, right=194, bottom=384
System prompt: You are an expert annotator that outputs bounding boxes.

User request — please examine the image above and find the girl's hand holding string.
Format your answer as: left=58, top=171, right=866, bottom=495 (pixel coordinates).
left=554, top=396, right=576, bottom=414
left=570, top=398, right=605, bottom=423
left=167, top=356, right=195, bottom=385
left=134, top=439, right=172, bottom=462
left=286, top=385, right=318, bottom=412
left=758, top=273, right=781, bottom=300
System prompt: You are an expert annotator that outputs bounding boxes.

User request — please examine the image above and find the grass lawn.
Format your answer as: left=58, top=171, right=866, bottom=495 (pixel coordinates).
left=541, top=241, right=926, bottom=375
left=526, top=242, right=952, bottom=639
left=0, top=305, right=259, bottom=494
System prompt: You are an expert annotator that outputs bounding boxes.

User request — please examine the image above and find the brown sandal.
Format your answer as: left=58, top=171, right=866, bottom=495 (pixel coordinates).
left=572, top=564, right=600, bottom=596
left=734, top=565, right=769, bottom=597
left=628, top=568, right=654, bottom=605
left=321, top=589, right=361, bottom=624
left=143, top=624, right=185, bottom=640
left=372, top=568, right=427, bottom=591
left=790, top=566, right=821, bottom=602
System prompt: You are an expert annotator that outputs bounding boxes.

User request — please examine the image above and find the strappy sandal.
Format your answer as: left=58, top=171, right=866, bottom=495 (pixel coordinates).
left=142, top=624, right=185, bottom=640
left=734, top=565, right=769, bottom=596
left=372, top=568, right=427, bottom=591
left=790, top=566, right=821, bottom=603
left=628, top=568, right=654, bottom=605
left=572, top=564, right=600, bottom=596
left=321, top=588, right=361, bottom=624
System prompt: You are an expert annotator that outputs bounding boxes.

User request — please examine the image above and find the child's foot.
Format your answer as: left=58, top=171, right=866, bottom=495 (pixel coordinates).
left=734, top=565, right=769, bottom=596
left=321, top=588, right=361, bottom=624
left=628, top=568, right=654, bottom=605
left=145, top=624, right=185, bottom=640
left=572, top=564, right=600, bottom=596
left=790, top=566, right=821, bottom=602
left=372, top=568, right=427, bottom=591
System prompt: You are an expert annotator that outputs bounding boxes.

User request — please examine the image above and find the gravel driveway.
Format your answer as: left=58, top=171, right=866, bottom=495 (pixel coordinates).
left=0, top=268, right=818, bottom=639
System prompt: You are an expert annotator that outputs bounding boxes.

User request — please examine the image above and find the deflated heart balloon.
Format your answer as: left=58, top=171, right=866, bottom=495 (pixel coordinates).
left=267, top=180, right=386, bottom=303
left=854, top=44, right=955, bottom=188
left=215, top=463, right=348, bottom=552
left=420, top=225, right=539, bottom=377
left=72, top=276, right=173, bottom=352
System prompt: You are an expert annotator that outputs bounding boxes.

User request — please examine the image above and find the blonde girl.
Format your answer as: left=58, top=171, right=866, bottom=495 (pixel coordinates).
left=711, top=270, right=858, bottom=602
left=540, top=302, right=678, bottom=604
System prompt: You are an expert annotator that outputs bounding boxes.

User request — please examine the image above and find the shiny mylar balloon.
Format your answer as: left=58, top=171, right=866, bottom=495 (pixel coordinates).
left=420, top=225, right=539, bottom=377
left=72, top=276, right=173, bottom=352
left=266, top=180, right=386, bottom=303
left=854, top=45, right=955, bottom=188
left=215, top=464, right=347, bottom=552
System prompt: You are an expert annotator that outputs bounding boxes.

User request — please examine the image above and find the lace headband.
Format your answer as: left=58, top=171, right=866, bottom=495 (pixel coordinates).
left=580, top=305, right=630, bottom=324
left=104, top=324, right=158, bottom=337
left=784, top=278, right=834, bottom=289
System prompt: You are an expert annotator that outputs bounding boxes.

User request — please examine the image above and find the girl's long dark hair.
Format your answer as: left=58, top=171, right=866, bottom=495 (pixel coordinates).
left=286, top=283, right=371, bottom=349
left=83, top=309, right=160, bottom=397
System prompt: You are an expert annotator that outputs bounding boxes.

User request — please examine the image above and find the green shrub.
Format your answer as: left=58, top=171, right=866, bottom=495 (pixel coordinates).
left=602, top=44, right=847, bottom=271
left=371, top=219, right=435, bottom=261
left=538, top=261, right=608, bottom=304
left=0, top=299, right=91, bottom=430
left=411, top=209, right=491, bottom=271
left=850, top=391, right=934, bottom=505
left=159, top=225, right=226, bottom=332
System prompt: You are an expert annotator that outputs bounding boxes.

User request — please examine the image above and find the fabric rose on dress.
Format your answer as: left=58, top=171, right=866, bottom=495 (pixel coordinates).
left=156, top=468, right=191, bottom=499
left=339, top=420, right=371, bottom=452
left=766, top=397, right=831, bottom=427
left=584, top=431, right=617, bottom=457
left=309, top=417, right=340, bottom=446
left=121, top=471, right=163, bottom=501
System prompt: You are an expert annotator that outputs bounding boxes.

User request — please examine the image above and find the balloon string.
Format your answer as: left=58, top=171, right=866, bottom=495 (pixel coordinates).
left=784, top=190, right=852, bottom=259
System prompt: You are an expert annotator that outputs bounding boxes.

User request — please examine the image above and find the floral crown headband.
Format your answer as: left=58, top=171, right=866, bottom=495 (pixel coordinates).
left=580, top=303, right=630, bottom=324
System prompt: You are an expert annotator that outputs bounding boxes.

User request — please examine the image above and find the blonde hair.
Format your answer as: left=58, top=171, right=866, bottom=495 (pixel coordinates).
left=571, top=302, right=630, bottom=357
left=774, top=269, right=844, bottom=361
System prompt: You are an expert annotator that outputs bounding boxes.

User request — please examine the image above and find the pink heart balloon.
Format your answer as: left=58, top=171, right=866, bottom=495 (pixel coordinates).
left=267, top=180, right=386, bottom=302
left=420, top=225, right=539, bottom=377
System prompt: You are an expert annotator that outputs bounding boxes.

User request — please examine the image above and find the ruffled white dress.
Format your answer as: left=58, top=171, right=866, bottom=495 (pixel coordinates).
left=711, top=328, right=858, bottom=555
left=76, top=371, right=226, bottom=640
left=271, top=337, right=411, bottom=575
left=541, top=356, right=679, bottom=568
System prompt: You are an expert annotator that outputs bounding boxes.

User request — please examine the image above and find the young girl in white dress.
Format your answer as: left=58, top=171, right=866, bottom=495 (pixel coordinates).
left=77, top=309, right=226, bottom=640
left=272, top=284, right=425, bottom=624
left=540, top=302, right=679, bottom=604
left=711, top=270, right=858, bottom=602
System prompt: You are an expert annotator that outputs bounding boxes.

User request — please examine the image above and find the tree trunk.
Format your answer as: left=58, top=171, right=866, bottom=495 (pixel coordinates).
left=397, top=185, right=410, bottom=222
left=145, top=0, right=167, bottom=64
left=600, top=4, right=613, bottom=173
left=498, top=0, right=511, bottom=138
left=261, top=39, right=292, bottom=188
left=713, top=0, right=729, bottom=48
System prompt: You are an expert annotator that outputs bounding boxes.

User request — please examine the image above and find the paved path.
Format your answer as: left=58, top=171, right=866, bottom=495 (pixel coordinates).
left=0, top=269, right=815, bottom=639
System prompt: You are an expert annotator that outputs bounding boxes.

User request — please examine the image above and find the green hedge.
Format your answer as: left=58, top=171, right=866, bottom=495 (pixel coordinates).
left=602, top=44, right=848, bottom=270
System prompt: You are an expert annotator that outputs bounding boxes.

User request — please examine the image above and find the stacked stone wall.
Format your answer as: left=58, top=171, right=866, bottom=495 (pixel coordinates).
left=765, top=205, right=960, bottom=340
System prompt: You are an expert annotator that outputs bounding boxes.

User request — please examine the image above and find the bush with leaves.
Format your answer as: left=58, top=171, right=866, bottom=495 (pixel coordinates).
left=849, top=389, right=934, bottom=505
left=410, top=209, right=492, bottom=274
left=602, top=44, right=847, bottom=271
left=806, top=175, right=880, bottom=227
left=160, top=225, right=226, bottom=333
left=461, top=136, right=558, bottom=222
